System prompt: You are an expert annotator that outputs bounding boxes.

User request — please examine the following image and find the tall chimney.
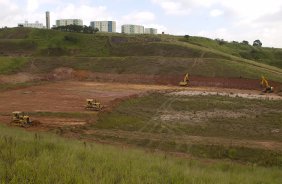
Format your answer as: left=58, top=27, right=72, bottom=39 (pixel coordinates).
left=46, top=11, right=50, bottom=29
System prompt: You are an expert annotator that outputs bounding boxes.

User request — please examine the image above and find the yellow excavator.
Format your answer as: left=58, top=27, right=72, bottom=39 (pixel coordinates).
left=85, top=99, right=103, bottom=111
left=179, top=73, right=189, bottom=86
left=10, top=111, right=40, bottom=127
left=260, top=76, right=274, bottom=93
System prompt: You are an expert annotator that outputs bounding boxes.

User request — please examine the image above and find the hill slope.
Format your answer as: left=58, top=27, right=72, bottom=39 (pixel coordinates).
left=0, top=27, right=281, bottom=84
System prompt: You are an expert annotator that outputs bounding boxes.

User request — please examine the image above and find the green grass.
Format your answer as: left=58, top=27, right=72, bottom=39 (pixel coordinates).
left=0, top=28, right=282, bottom=83
left=180, top=36, right=282, bottom=68
left=0, top=57, right=28, bottom=74
left=96, top=93, right=282, bottom=140
left=1, top=124, right=282, bottom=183
left=0, top=28, right=281, bottom=67
left=1, top=56, right=276, bottom=82
left=87, top=93, right=282, bottom=166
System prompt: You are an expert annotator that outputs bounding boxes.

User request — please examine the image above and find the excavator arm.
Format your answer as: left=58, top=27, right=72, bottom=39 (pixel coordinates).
left=261, top=76, right=270, bottom=88
left=260, top=76, right=274, bottom=93
left=179, top=73, right=189, bottom=86
left=184, top=73, right=189, bottom=83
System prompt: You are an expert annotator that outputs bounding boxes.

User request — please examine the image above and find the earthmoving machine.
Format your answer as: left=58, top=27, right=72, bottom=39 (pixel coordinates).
left=10, top=111, right=40, bottom=127
left=260, top=76, right=274, bottom=93
left=179, top=73, right=189, bottom=86
left=85, top=99, right=103, bottom=111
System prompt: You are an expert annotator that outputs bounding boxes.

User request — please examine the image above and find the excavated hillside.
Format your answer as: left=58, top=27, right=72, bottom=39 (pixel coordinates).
left=0, top=27, right=281, bottom=91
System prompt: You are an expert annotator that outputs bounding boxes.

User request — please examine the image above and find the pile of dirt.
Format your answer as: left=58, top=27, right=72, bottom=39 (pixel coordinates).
left=48, top=67, right=75, bottom=80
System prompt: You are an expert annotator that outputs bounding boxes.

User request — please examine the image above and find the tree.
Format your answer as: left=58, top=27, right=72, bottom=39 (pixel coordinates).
left=94, top=28, right=99, bottom=33
left=215, top=38, right=226, bottom=45
left=184, top=35, right=190, bottom=39
left=241, top=40, right=249, bottom=45
left=253, top=40, right=262, bottom=47
left=53, top=25, right=99, bottom=34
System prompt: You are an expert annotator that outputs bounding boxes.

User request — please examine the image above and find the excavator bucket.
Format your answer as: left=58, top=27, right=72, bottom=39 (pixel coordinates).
left=179, top=81, right=188, bottom=86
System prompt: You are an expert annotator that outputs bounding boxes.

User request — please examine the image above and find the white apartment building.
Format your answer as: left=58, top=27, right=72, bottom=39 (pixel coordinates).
left=90, top=21, right=116, bottom=32
left=56, top=19, right=83, bottom=27
left=145, top=28, right=157, bottom=34
left=18, top=21, right=45, bottom=29
left=121, top=24, right=144, bottom=34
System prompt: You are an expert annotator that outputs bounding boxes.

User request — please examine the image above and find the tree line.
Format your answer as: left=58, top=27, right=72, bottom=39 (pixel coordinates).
left=184, top=35, right=263, bottom=47
left=52, top=25, right=99, bottom=34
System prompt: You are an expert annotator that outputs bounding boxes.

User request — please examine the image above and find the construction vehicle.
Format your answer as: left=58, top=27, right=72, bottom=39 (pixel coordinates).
left=179, top=73, right=189, bottom=86
left=85, top=99, right=103, bottom=111
left=10, top=111, right=40, bottom=127
left=260, top=76, right=274, bottom=93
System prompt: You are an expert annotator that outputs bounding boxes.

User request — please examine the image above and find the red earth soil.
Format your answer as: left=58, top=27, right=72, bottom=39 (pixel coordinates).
left=1, top=68, right=281, bottom=91
left=69, top=71, right=282, bottom=91
left=0, top=81, right=176, bottom=128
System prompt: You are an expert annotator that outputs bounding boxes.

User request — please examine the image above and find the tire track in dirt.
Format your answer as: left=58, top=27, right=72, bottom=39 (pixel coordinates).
left=83, top=129, right=282, bottom=152
left=138, top=93, right=187, bottom=136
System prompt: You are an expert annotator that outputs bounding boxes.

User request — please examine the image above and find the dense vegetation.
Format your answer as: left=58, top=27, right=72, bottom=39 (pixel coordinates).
left=52, top=25, right=99, bottom=34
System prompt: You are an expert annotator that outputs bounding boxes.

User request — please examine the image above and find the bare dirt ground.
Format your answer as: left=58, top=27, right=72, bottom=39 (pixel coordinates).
left=0, top=80, right=282, bottom=157
left=1, top=68, right=281, bottom=91
left=1, top=81, right=281, bottom=129
left=0, top=81, right=176, bottom=128
left=0, top=81, right=171, bottom=113
left=169, top=88, right=282, bottom=100
left=70, top=71, right=282, bottom=91
left=0, top=72, right=39, bottom=83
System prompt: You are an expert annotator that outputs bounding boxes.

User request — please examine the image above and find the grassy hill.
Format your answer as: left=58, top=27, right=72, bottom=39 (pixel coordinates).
left=180, top=36, right=282, bottom=68
left=1, top=28, right=282, bottom=183
left=0, top=27, right=281, bottom=83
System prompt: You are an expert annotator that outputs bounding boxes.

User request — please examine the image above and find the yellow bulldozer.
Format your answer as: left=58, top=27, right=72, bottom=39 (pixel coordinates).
left=85, top=99, right=103, bottom=111
left=10, top=111, right=40, bottom=127
left=179, top=73, right=189, bottom=86
left=260, top=76, right=274, bottom=93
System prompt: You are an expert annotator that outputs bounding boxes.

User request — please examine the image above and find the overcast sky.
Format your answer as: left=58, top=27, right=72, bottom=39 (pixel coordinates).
left=1, top=0, right=282, bottom=48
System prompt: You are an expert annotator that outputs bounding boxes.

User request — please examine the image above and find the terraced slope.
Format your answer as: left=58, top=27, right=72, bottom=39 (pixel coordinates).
left=0, top=27, right=281, bottom=84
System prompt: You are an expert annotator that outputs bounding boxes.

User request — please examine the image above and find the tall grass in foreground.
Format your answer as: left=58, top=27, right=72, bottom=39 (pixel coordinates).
left=0, top=124, right=281, bottom=184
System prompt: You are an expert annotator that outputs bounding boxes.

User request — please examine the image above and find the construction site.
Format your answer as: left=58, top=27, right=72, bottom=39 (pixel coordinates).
left=1, top=69, right=282, bottom=149
left=0, top=28, right=282, bottom=182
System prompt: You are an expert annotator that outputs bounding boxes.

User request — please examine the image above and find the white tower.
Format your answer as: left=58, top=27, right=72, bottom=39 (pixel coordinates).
left=46, top=11, right=50, bottom=29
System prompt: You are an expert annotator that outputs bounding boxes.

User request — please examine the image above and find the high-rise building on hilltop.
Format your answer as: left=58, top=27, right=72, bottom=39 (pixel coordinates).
left=145, top=28, right=157, bottom=34
left=90, top=21, right=116, bottom=32
left=56, top=19, right=83, bottom=27
left=121, top=24, right=144, bottom=34
left=18, top=21, right=45, bottom=29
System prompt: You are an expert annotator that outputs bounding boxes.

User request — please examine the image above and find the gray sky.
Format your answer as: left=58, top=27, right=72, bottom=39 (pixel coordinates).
left=1, top=0, right=282, bottom=48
